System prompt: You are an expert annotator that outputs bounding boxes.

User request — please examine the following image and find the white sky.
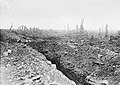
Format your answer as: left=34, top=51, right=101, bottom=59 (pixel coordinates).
left=0, top=0, right=120, bottom=31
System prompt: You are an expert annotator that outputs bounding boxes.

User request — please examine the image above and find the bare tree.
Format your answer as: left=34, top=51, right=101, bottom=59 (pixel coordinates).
left=105, top=24, right=108, bottom=37
left=80, top=18, right=84, bottom=31
left=98, top=27, right=101, bottom=38
left=76, top=24, right=79, bottom=30
left=9, top=23, right=13, bottom=31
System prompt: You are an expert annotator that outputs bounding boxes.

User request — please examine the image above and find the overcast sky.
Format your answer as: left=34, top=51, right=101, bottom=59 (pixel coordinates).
left=0, top=0, right=120, bottom=31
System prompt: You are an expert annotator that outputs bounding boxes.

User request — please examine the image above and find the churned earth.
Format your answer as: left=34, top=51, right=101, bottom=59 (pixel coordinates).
left=0, top=43, right=76, bottom=85
left=1, top=29, right=120, bottom=85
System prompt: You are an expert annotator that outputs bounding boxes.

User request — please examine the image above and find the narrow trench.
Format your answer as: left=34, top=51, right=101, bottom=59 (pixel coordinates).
left=43, top=53, right=92, bottom=85
left=27, top=42, right=92, bottom=85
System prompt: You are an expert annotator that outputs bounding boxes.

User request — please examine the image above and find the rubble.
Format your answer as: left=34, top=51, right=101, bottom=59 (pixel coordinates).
left=0, top=43, right=76, bottom=85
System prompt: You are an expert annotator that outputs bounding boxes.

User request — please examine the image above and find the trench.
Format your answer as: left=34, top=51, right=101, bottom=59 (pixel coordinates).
left=27, top=41, right=92, bottom=85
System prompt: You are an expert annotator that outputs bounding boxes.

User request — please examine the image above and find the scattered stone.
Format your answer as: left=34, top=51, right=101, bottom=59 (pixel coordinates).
left=0, top=43, right=76, bottom=85
left=8, top=49, right=12, bottom=53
